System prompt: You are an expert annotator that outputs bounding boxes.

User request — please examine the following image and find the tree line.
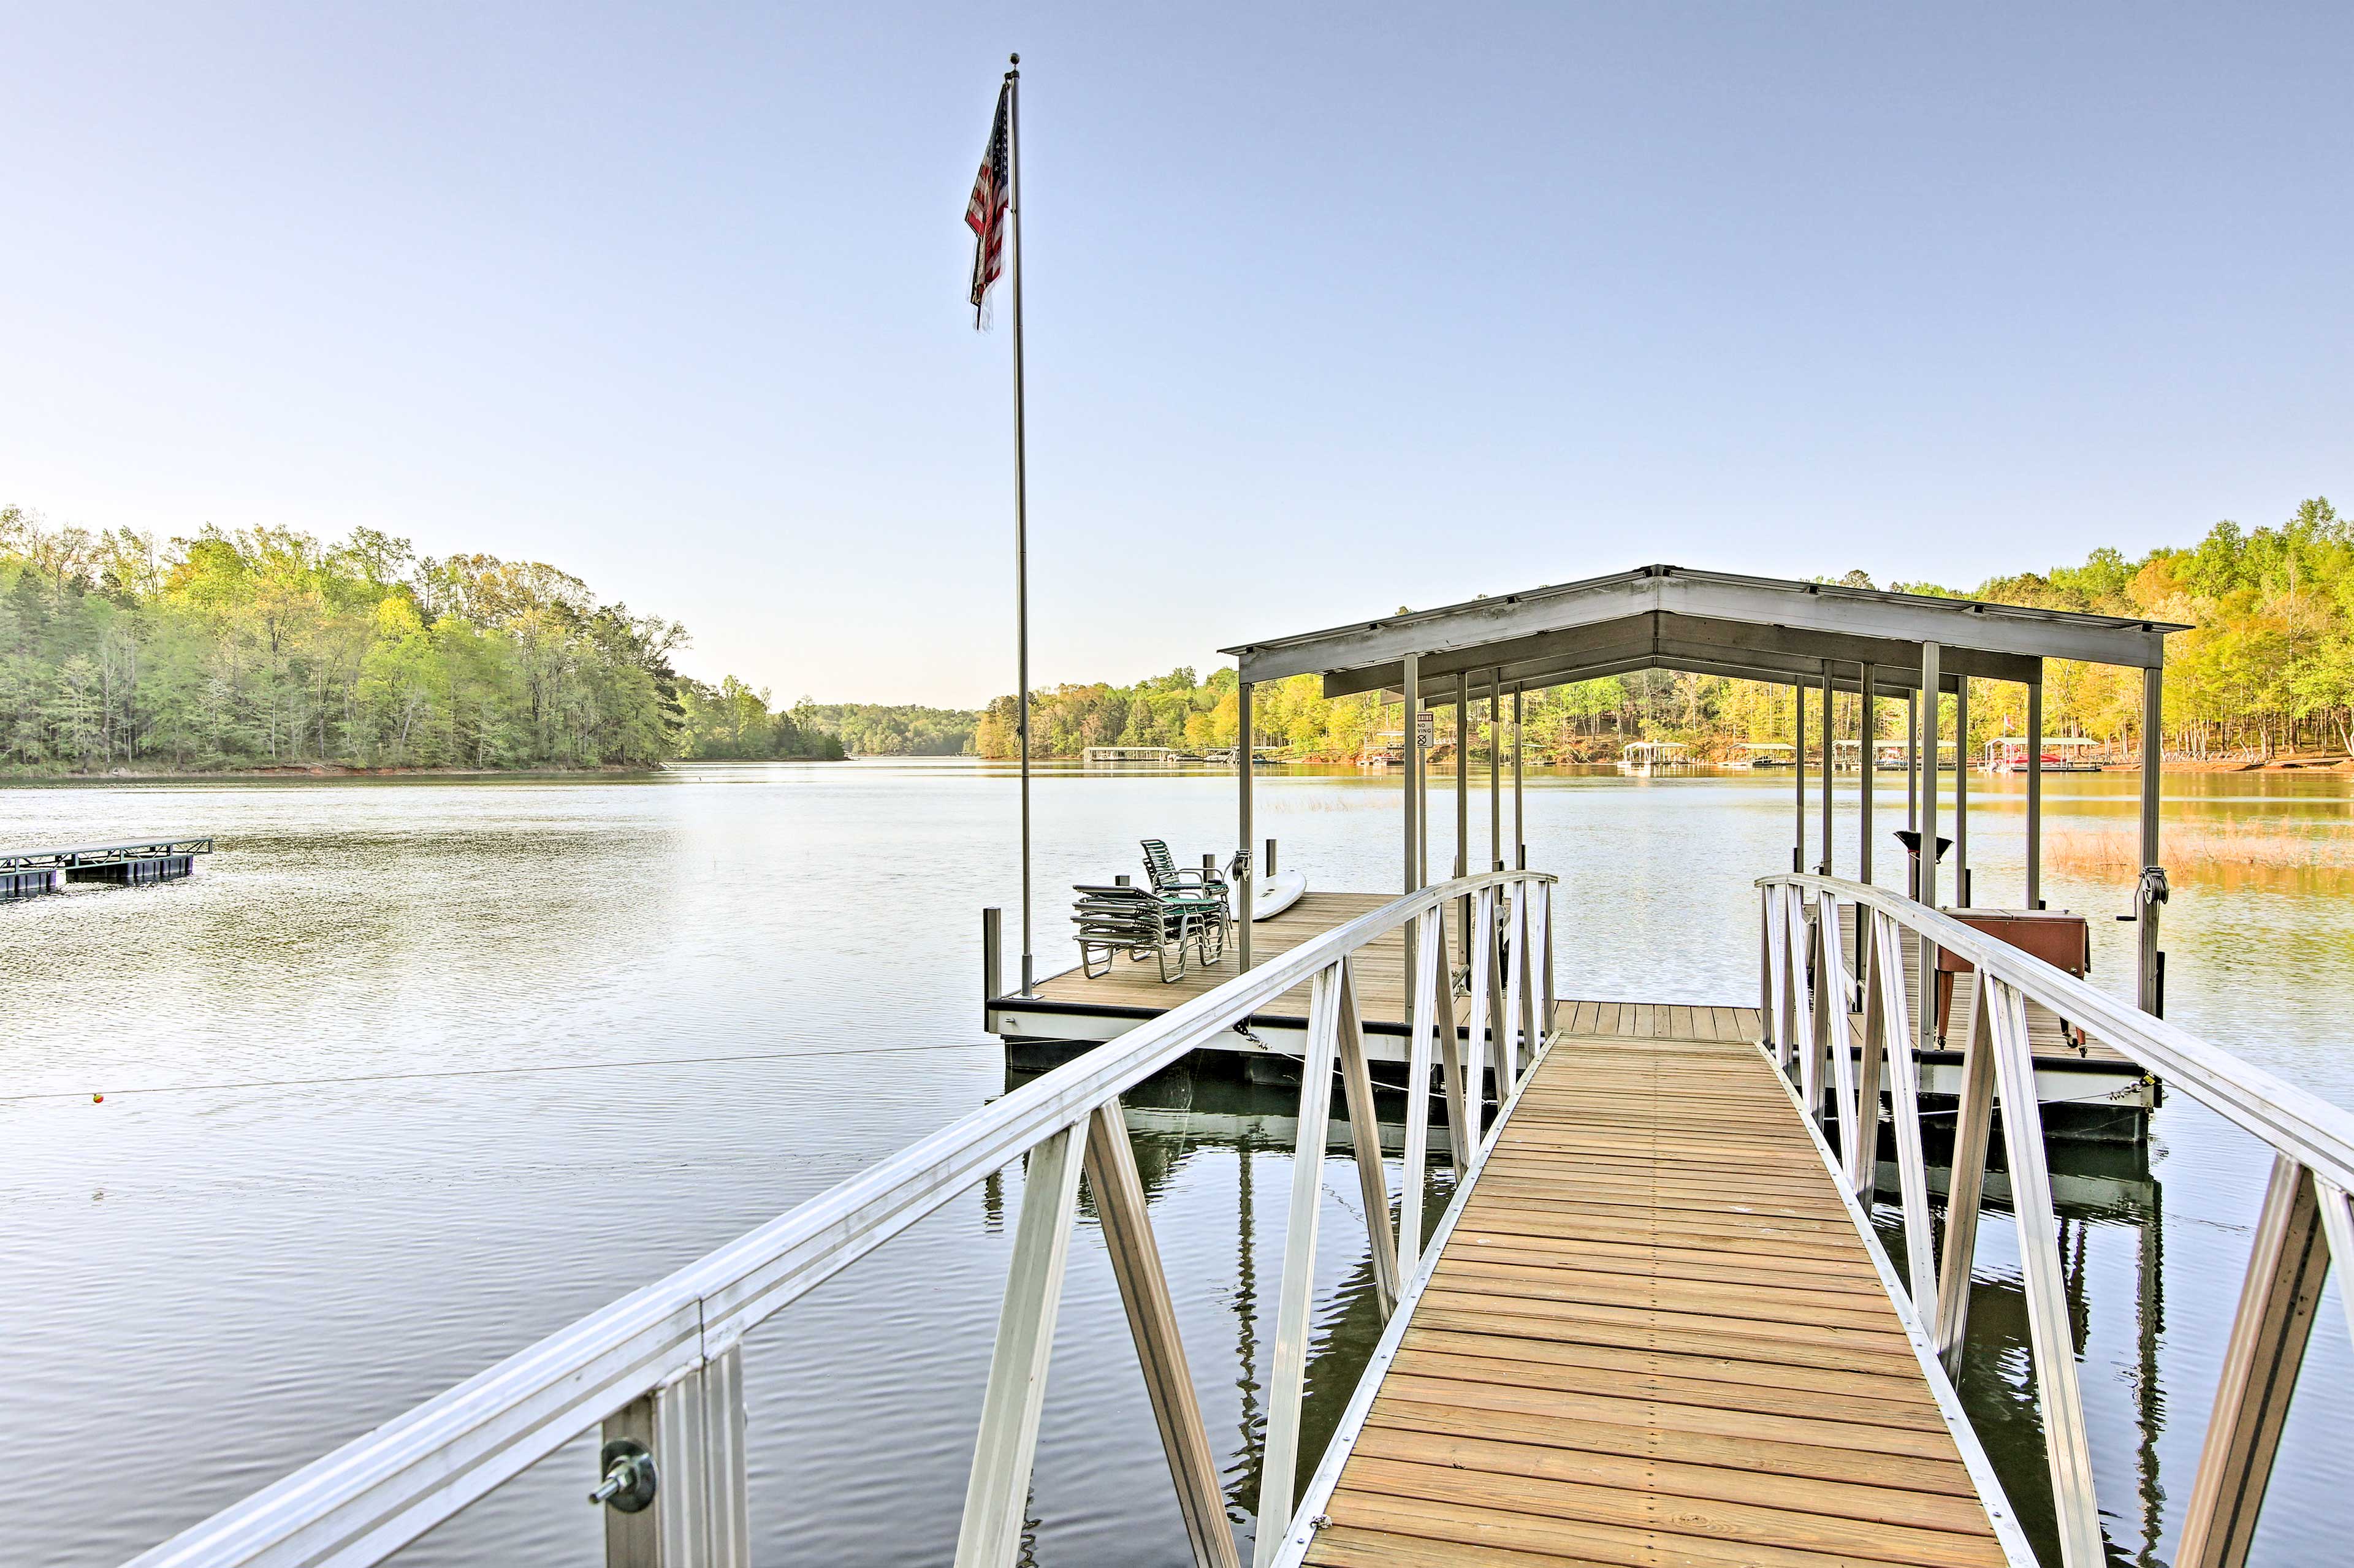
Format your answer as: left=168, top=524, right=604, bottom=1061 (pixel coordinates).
left=972, top=498, right=2351, bottom=766
left=17, top=494, right=2334, bottom=773
left=0, top=504, right=849, bottom=771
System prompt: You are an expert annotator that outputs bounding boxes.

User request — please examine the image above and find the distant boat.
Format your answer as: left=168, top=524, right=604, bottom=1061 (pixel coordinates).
left=1983, top=736, right=2106, bottom=774
left=1083, top=746, right=1180, bottom=767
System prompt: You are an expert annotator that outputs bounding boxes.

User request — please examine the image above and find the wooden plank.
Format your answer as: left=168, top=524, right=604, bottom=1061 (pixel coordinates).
left=1305, top=1521, right=1621, bottom=1568
left=1303, top=1030, right=2008, bottom=1568
left=1323, top=1491, right=1875, bottom=1568
left=1338, top=1457, right=2006, bottom=1568
left=1384, top=1350, right=1954, bottom=1437
left=1352, top=1426, right=1997, bottom=1534
left=1393, top=1328, right=1949, bottom=1421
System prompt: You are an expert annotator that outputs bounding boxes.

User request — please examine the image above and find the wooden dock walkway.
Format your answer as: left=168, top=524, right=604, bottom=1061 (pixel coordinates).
left=1300, top=1016, right=2016, bottom=1568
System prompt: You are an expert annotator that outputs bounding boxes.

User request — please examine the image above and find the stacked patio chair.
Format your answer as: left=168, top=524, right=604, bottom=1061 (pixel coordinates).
left=1139, top=839, right=1233, bottom=928
left=1071, top=881, right=1224, bottom=982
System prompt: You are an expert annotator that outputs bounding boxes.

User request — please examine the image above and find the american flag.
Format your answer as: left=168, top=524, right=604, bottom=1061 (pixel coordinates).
left=966, top=81, right=1011, bottom=327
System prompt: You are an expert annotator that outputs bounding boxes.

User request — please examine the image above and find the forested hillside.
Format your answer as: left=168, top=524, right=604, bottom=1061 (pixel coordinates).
left=0, top=505, right=840, bottom=771
left=793, top=702, right=976, bottom=755
left=974, top=498, right=2352, bottom=765
left=14, top=494, right=2337, bottom=774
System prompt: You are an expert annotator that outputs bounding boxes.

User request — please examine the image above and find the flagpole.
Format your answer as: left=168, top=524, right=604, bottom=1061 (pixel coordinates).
left=1007, top=53, right=1035, bottom=996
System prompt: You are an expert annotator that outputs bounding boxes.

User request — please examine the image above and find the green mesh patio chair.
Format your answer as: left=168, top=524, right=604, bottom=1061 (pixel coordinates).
left=1140, top=839, right=1232, bottom=929
left=1071, top=882, right=1221, bottom=982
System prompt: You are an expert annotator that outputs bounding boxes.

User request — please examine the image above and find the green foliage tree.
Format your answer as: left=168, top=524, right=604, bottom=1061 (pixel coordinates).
left=0, top=506, right=724, bottom=772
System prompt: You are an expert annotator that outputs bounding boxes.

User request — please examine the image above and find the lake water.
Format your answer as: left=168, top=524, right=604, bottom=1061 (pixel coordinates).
left=6, top=760, right=2352, bottom=1566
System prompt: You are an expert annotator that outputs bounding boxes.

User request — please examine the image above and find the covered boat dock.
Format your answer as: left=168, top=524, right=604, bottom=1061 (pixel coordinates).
left=992, top=564, right=2186, bottom=1133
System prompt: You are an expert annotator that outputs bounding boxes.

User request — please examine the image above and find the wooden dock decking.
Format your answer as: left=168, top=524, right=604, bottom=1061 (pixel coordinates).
left=1030, top=892, right=1419, bottom=1025
left=1301, top=1016, right=2016, bottom=1568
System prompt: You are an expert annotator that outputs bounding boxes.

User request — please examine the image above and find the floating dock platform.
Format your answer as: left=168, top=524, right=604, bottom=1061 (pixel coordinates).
left=0, top=837, right=213, bottom=898
left=989, top=890, right=2154, bottom=1138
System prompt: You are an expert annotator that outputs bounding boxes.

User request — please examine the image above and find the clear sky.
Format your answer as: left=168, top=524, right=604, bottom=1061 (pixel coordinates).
left=4, top=4, right=2347, bottom=707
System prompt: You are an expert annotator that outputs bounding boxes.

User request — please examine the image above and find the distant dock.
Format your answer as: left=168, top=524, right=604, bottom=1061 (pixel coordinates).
left=0, top=837, right=213, bottom=897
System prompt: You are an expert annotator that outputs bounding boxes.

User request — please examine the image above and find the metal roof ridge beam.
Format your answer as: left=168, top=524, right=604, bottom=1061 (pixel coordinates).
left=1655, top=575, right=2166, bottom=668
left=1237, top=575, right=1663, bottom=685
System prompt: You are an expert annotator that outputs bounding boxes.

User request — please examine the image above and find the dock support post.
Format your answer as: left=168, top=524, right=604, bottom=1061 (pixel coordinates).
left=2176, top=1154, right=2328, bottom=1568
left=1859, top=664, right=1875, bottom=887
left=2027, top=676, right=2044, bottom=907
left=1954, top=679, right=1970, bottom=905
left=1455, top=673, right=1469, bottom=963
left=1336, top=961, right=1402, bottom=1317
left=1917, top=643, right=1941, bottom=1057
left=1257, top=961, right=1345, bottom=1566
left=1237, top=677, right=1254, bottom=973
left=1402, top=653, right=1422, bottom=1043
left=601, top=1346, right=750, bottom=1568
left=1454, top=674, right=1469, bottom=874
left=956, top=1124, right=1086, bottom=1568
left=1264, top=837, right=1276, bottom=877
left=981, top=907, right=1002, bottom=1031
left=1793, top=680, right=1806, bottom=872
left=2137, top=661, right=2165, bottom=1014
left=1487, top=669, right=1502, bottom=872
left=1818, top=661, right=1834, bottom=875
left=1083, top=1103, right=1242, bottom=1568
left=1404, top=657, right=1424, bottom=894
left=1512, top=684, right=1525, bottom=870
left=1906, top=690, right=1919, bottom=835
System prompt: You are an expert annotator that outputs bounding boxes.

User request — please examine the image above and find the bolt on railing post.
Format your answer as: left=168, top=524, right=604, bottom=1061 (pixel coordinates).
left=1787, top=890, right=1817, bottom=1103
left=1517, top=878, right=1547, bottom=1057
left=1817, top=892, right=1860, bottom=1160
left=1431, top=900, right=1473, bottom=1168
left=956, top=1122, right=1087, bottom=1568
left=1848, top=907, right=1887, bottom=1203
left=1934, top=980, right=1998, bottom=1374
left=1400, top=908, right=1442, bottom=1279
left=1503, top=888, right=1531, bottom=1086
left=1256, top=960, right=1346, bottom=1566
left=1466, top=886, right=1498, bottom=1140
left=1539, top=879, right=1555, bottom=1029
left=1335, top=958, right=1403, bottom=1318
left=1984, top=977, right=2104, bottom=1568
left=1759, top=885, right=1772, bottom=1022
left=601, top=1345, right=749, bottom=1568
left=1082, top=1101, right=1241, bottom=1568
left=1873, top=911, right=1940, bottom=1309
left=2177, top=1152, right=2331, bottom=1568
left=2318, top=1174, right=2354, bottom=1357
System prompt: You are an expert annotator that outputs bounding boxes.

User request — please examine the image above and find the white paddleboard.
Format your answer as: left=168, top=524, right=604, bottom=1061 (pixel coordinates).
left=1252, top=868, right=1308, bottom=921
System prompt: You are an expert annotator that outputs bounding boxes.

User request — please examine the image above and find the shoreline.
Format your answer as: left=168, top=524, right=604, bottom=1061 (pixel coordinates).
left=0, top=763, right=676, bottom=784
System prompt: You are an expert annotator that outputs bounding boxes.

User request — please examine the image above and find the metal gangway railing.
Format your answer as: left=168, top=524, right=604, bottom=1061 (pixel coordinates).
left=0, top=836, right=214, bottom=870
left=126, top=869, right=1555, bottom=1568
left=1759, top=872, right=2354, bottom=1568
